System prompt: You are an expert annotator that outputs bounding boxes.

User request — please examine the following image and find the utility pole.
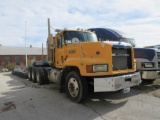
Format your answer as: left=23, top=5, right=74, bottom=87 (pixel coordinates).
left=42, top=43, right=43, bottom=60
left=25, top=21, right=28, bottom=67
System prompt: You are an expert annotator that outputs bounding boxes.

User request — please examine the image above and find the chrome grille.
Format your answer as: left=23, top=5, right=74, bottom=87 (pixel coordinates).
left=112, top=47, right=132, bottom=71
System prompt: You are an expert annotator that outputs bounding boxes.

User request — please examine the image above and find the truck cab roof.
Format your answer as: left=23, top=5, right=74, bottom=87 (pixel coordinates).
left=88, top=28, right=136, bottom=47
left=88, top=28, right=133, bottom=39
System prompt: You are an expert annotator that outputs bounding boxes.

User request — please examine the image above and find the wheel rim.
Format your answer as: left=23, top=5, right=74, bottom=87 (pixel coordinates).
left=68, top=78, right=79, bottom=97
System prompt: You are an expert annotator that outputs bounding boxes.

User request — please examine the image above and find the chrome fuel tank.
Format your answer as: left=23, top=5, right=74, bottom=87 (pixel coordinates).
left=48, top=69, right=62, bottom=83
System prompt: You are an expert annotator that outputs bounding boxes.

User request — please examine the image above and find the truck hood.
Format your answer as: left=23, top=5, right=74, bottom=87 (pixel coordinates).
left=104, top=41, right=131, bottom=47
left=134, top=48, right=155, bottom=61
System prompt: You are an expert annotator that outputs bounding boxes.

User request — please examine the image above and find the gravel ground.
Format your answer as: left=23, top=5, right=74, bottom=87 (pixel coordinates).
left=0, top=72, right=160, bottom=120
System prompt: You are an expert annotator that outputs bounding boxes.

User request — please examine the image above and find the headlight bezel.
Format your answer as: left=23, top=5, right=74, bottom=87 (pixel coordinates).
left=86, top=64, right=108, bottom=73
left=141, top=62, right=154, bottom=68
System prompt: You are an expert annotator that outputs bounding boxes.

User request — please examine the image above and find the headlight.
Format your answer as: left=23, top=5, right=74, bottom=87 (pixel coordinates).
left=86, top=64, right=108, bottom=73
left=141, top=62, right=154, bottom=68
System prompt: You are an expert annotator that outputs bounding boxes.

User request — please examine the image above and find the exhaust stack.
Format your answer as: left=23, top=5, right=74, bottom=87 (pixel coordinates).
left=48, top=18, right=51, bottom=37
left=47, top=18, right=54, bottom=66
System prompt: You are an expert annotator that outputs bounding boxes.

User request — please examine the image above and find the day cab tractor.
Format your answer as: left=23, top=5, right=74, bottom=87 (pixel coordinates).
left=28, top=19, right=141, bottom=103
left=88, top=28, right=160, bottom=82
left=134, top=48, right=160, bottom=82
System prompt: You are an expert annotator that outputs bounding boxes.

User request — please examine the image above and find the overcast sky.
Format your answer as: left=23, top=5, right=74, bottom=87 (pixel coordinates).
left=0, top=0, right=160, bottom=48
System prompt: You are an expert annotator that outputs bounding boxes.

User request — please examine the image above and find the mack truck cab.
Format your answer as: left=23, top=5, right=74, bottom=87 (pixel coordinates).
left=89, top=28, right=160, bottom=82
left=28, top=20, right=141, bottom=103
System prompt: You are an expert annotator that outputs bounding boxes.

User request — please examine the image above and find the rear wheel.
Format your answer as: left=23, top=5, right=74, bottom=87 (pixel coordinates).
left=32, top=67, right=37, bottom=83
left=65, top=71, right=88, bottom=103
left=36, top=67, right=45, bottom=85
left=43, top=67, right=51, bottom=84
left=28, top=67, right=32, bottom=81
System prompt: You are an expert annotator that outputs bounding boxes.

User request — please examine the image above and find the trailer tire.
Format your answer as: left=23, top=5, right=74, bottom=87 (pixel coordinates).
left=36, top=67, right=45, bottom=85
left=65, top=71, right=88, bottom=103
left=28, top=67, right=32, bottom=81
left=32, top=67, right=37, bottom=83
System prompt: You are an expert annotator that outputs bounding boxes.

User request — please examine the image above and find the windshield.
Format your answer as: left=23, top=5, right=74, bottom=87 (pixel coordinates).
left=121, top=38, right=137, bottom=47
left=64, top=31, right=98, bottom=44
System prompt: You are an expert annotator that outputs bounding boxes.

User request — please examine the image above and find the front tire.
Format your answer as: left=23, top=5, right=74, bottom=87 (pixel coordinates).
left=65, top=71, right=88, bottom=103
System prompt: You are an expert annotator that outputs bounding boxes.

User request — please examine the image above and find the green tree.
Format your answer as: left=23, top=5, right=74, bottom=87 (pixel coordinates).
left=6, top=63, right=15, bottom=71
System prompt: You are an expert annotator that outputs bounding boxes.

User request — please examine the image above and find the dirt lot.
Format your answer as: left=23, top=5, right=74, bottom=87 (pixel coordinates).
left=0, top=72, right=160, bottom=120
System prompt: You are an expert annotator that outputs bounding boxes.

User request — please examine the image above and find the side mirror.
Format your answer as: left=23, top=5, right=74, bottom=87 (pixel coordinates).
left=72, top=37, right=80, bottom=44
left=57, top=36, right=62, bottom=48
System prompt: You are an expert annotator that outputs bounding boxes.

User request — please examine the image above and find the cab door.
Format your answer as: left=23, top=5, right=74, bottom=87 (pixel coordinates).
left=55, top=33, right=66, bottom=68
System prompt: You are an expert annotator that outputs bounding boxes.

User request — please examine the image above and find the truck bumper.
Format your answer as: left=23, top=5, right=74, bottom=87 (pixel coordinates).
left=94, top=72, right=141, bottom=92
left=141, top=70, right=160, bottom=80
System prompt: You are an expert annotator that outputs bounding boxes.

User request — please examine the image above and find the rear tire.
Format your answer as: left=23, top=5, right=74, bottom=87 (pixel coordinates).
left=36, top=67, right=45, bottom=85
left=32, top=67, right=37, bottom=83
left=43, top=67, right=51, bottom=84
left=28, top=67, right=32, bottom=81
left=65, top=71, right=88, bottom=103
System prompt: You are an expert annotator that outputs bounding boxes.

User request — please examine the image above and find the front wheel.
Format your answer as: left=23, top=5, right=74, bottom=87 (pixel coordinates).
left=65, top=71, right=88, bottom=103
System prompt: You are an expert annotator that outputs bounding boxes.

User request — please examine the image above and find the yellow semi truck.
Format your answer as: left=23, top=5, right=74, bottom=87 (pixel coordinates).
left=28, top=19, right=141, bottom=103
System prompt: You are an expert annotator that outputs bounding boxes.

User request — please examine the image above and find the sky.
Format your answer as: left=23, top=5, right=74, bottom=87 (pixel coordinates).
left=0, top=0, right=160, bottom=48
